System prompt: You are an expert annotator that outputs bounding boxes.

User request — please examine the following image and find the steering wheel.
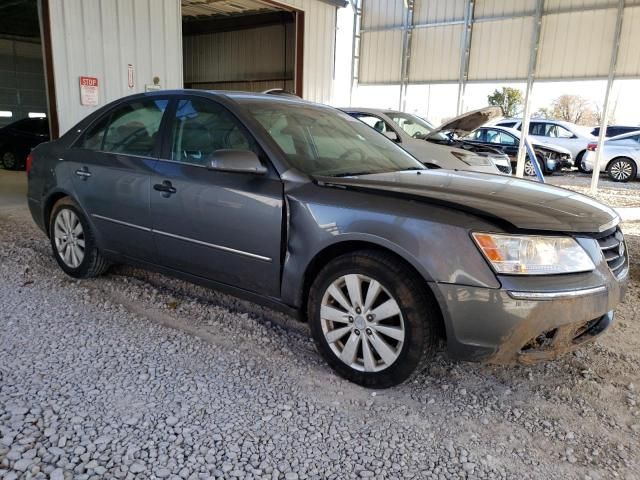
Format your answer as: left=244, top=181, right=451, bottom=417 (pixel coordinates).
left=338, top=148, right=365, bottom=161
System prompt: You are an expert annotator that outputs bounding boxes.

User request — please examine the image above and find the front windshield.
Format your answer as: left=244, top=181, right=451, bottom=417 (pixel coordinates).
left=244, top=100, right=425, bottom=177
left=386, top=111, right=449, bottom=141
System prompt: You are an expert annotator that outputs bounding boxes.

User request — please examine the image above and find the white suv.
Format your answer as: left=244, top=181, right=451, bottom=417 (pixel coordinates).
left=495, top=119, right=595, bottom=171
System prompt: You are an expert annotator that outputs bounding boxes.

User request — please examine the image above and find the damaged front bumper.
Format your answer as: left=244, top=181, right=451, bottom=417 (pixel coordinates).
left=430, top=267, right=628, bottom=364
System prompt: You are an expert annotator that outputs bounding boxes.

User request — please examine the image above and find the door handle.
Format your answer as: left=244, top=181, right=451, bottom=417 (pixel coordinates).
left=153, top=180, right=177, bottom=197
left=75, top=167, right=91, bottom=180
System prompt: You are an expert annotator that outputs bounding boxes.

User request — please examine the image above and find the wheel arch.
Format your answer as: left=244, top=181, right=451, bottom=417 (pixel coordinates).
left=43, top=190, right=88, bottom=237
left=606, top=155, right=636, bottom=170
left=297, top=240, right=446, bottom=339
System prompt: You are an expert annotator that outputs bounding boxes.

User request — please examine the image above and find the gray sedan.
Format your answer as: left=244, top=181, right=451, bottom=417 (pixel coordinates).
left=27, top=91, right=628, bottom=387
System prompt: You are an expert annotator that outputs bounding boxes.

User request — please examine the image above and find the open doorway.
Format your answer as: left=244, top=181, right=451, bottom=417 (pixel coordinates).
left=0, top=0, right=51, bottom=170
left=182, top=0, right=303, bottom=96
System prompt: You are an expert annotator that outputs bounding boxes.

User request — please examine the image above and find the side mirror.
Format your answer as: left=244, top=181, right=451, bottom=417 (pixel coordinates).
left=207, top=149, right=267, bottom=175
left=383, top=131, right=399, bottom=142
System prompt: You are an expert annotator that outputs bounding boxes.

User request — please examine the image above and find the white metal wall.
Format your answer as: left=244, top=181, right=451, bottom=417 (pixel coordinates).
left=277, top=0, right=337, bottom=103
left=183, top=23, right=294, bottom=89
left=48, top=0, right=183, bottom=134
left=358, top=0, right=640, bottom=85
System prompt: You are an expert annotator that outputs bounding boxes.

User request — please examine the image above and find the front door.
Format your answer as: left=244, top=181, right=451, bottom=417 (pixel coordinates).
left=66, top=97, right=170, bottom=261
left=150, top=97, right=283, bottom=297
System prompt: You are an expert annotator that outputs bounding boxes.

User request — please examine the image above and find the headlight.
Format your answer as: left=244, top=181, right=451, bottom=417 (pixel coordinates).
left=451, top=151, right=492, bottom=166
left=472, top=233, right=595, bottom=275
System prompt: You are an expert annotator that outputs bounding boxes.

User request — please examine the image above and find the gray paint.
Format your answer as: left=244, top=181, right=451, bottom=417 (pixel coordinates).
left=28, top=91, right=629, bottom=363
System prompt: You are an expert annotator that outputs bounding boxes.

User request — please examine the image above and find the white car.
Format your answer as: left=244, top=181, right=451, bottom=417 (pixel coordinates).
left=581, top=131, right=640, bottom=182
left=342, top=107, right=512, bottom=175
left=494, top=118, right=595, bottom=171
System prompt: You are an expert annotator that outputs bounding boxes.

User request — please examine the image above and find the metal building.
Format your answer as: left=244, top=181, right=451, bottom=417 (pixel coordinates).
left=1, top=0, right=345, bottom=137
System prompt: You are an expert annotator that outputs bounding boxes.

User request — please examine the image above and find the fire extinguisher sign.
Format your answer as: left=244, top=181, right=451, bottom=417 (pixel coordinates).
left=79, top=76, right=99, bottom=106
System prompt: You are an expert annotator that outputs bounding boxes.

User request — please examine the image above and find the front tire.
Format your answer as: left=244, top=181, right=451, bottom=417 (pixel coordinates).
left=49, top=197, right=110, bottom=278
left=607, top=157, right=636, bottom=182
left=308, top=250, right=439, bottom=388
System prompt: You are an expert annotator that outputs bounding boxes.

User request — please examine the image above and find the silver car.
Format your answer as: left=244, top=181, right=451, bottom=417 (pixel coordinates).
left=343, top=107, right=513, bottom=175
left=27, top=91, right=628, bottom=388
left=582, top=131, right=640, bottom=182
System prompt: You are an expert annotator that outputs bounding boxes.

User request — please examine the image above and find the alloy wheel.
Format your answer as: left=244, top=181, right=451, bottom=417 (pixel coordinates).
left=320, top=274, right=405, bottom=372
left=2, top=151, right=16, bottom=169
left=53, top=209, right=85, bottom=268
left=524, top=159, right=536, bottom=176
left=609, top=160, right=633, bottom=181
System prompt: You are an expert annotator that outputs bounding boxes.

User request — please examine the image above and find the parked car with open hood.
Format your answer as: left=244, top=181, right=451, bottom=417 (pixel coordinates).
left=0, top=117, right=50, bottom=170
left=464, top=125, right=573, bottom=175
left=581, top=131, right=640, bottom=182
left=27, top=91, right=628, bottom=387
left=494, top=118, right=595, bottom=172
left=342, top=106, right=512, bottom=175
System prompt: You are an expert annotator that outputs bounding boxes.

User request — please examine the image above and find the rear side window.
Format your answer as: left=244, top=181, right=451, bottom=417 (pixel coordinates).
left=168, top=98, right=258, bottom=165
left=354, top=114, right=394, bottom=134
left=497, top=122, right=516, bottom=128
left=79, top=99, right=168, bottom=156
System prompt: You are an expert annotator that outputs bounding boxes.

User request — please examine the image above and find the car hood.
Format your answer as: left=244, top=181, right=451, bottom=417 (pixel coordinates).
left=427, top=106, right=503, bottom=139
left=529, top=138, right=572, bottom=155
left=315, top=170, right=618, bottom=233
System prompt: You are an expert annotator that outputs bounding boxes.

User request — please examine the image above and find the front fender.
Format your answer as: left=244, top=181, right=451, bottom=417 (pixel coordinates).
left=280, top=185, right=501, bottom=309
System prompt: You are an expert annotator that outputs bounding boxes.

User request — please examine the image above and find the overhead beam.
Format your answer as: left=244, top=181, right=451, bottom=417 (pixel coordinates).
left=456, top=0, right=474, bottom=115
left=590, top=0, right=625, bottom=194
left=398, top=0, right=415, bottom=111
left=514, top=0, right=543, bottom=178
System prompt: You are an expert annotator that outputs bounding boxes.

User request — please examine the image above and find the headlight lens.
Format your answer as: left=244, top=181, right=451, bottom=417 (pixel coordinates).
left=472, top=233, right=595, bottom=275
left=451, top=151, right=492, bottom=166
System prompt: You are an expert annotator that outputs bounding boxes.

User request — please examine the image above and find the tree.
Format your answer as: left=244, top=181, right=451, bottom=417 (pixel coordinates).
left=549, top=95, right=597, bottom=125
left=487, top=87, right=523, bottom=118
left=533, top=107, right=553, bottom=119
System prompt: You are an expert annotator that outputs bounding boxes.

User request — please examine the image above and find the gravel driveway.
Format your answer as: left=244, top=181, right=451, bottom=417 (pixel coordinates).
left=1, top=171, right=639, bottom=479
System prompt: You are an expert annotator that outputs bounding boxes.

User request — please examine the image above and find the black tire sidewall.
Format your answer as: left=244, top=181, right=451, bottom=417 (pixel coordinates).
left=308, top=253, right=433, bottom=388
left=608, top=158, right=636, bottom=183
left=576, top=151, right=587, bottom=172
left=1, top=150, right=18, bottom=170
left=49, top=199, right=99, bottom=278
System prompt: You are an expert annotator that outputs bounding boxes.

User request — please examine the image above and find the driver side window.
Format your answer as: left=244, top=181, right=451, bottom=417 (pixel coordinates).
left=170, top=98, right=258, bottom=166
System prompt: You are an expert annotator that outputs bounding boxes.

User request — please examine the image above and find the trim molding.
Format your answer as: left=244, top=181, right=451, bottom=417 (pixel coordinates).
left=91, top=214, right=271, bottom=263
left=508, top=285, right=607, bottom=300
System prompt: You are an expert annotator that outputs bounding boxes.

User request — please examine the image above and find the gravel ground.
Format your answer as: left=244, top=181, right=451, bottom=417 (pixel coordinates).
left=1, top=178, right=640, bottom=479
left=546, top=172, right=640, bottom=208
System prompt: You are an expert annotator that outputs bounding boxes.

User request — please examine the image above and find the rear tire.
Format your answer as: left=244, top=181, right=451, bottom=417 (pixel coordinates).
left=1, top=149, right=20, bottom=170
left=576, top=151, right=587, bottom=173
left=308, top=250, right=439, bottom=388
left=607, top=157, right=636, bottom=183
left=49, top=197, right=110, bottom=278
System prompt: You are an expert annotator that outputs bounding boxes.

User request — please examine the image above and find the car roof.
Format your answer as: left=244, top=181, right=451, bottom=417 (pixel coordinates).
left=607, top=130, right=640, bottom=141
left=481, top=125, right=521, bottom=137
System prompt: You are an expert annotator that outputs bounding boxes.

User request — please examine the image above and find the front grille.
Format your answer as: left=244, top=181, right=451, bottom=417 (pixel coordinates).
left=497, top=164, right=512, bottom=174
left=597, top=228, right=628, bottom=278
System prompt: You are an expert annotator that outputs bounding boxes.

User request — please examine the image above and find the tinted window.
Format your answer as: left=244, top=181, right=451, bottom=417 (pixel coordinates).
left=529, top=122, right=545, bottom=136
left=485, top=129, right=516, bottom=145
left=79, top=99, right=168, bottom=155
left=354, top=114, right=393, bottom=134
left=246, top=101, right=424, bottom=177
left=497, top=122, right=516, bottom=128
left=170, top=98, right=257, bottom=165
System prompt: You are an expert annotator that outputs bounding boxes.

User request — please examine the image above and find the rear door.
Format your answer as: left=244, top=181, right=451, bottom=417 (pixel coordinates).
left=149, top=96, right=283, bottom=297
left=65, top=97, right=170, bottom=261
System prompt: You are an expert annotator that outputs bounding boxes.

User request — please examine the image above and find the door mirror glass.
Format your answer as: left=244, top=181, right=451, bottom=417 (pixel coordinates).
left=207, top=149, right=267, bottom=174
left=383, top=131, right=399, bottom=142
